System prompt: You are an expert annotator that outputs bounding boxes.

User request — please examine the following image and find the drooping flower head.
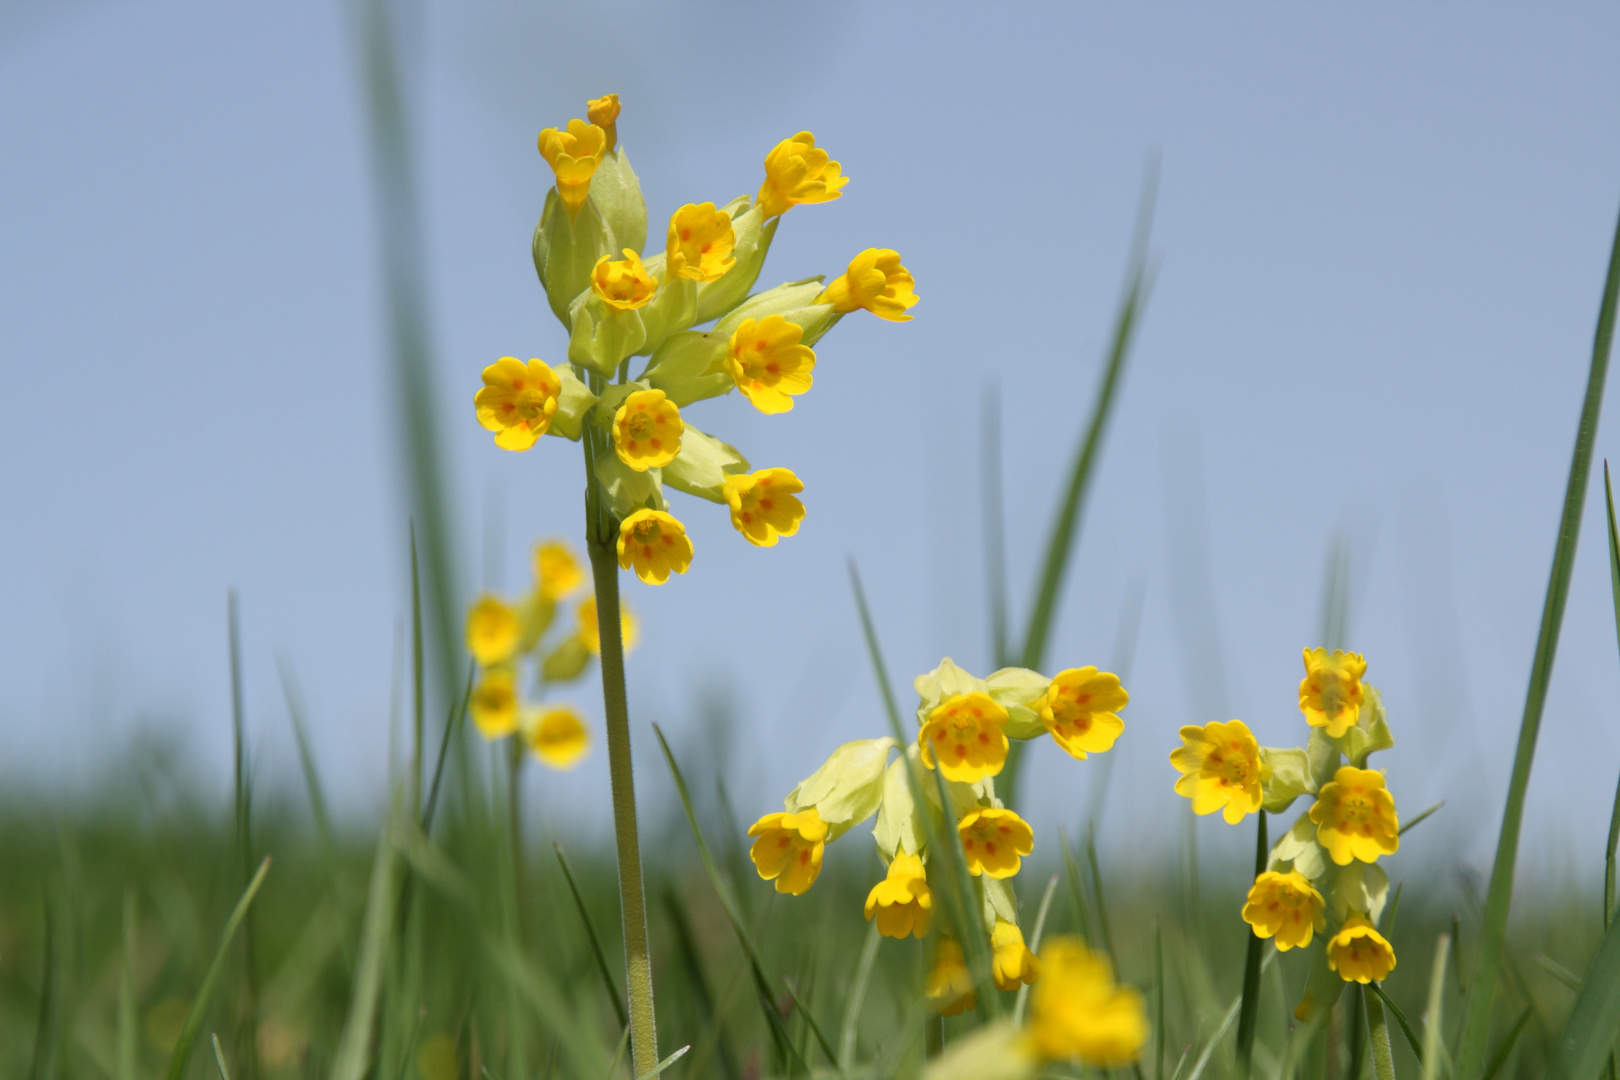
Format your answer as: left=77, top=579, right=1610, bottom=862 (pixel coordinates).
left=1241, top=871, right=1327, bottom=951
left=747, top=806, right=828, bottom=895
left=864, top=852, right=933, bottom=939
left=1037, top=667, right=1127, bottom=761
left=757, top=131, right=847, bottom=219
left=1299, top=648, right=1367, bottom=738
left=958, top=807, right=1034, bottom=879
left=1327, top=915, right=1397, bottom=984
left=724, top=315, right=815, bottom=414
left=1169, top=719, right=1266, bottom=824
left=1025, top=939, right=1148, bottom=1066
left=475, top=358, right=562, bottom=451
left=523, top=705, right=590, bottom=769
left=918, top=692, right=1010, bottom=783
left=585, top=94, right=620, bottom=151
left=1308, top=765, right=1400, bottom=865
left=537, top=119, right=607, bottom=215
left=591, top=249, right=659, bottom=311
left=466, top=594, right=521, bottom=666
left=469, top=667, right=520, bottom=739
left=534, top=540, right=585, bottom=601
left=616, top=509, right=693, bottom=585
left=576, top=595, right=639, bottom=656
left=666, top=203, right=737, bottom=283
left=926, top=938, right=976, bottom=1017
left=817, top=248, right=919, bottom=322
left=612, top=388, right=683, bottom=471
left=991, top=920, right=1042, bottom=991
left=724, top=468, right=805, bottom=547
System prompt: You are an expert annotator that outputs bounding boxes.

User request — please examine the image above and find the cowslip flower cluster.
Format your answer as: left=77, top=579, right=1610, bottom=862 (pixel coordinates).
left=477, top=98, right=919, bottom=584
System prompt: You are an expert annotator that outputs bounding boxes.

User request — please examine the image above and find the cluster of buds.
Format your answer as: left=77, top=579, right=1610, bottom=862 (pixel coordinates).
left=475, top=96, right=918, bottom=583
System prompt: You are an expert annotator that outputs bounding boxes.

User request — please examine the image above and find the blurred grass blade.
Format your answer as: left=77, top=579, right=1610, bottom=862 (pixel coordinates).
left=119, top=887, right=137, bottom=1080
left=982, top=380, right=1010, bottom=668
left=212, top=1034, right=233, bottom=1080
left=1455, top=200, right=1620, bottom=1080
left=227, top=592, right=261, bottom=1080
left=1385, top=882, right=1405, bottom=937
left=1399, top=802, right=1445, bottom=837
left=1365, top=984, right=1398, bottom=1080
left=1546, top=911, right=1620, bottom=1080
left=164, top=857, right=271, bottom=1080
left=1085, top=828, right=1119, bottom=968
left=1013, top=875, right=1060, bottom=1026
left=1370, top=982, right=1423, bottom=1063
left=661, top=885, right=739, bottom=1080
left=1480, top=1009, right=1530, bottom=1080
left=1235, top=811, right=1267, bottom=1075
left=422, top=661, right=474, bottom=835
left=276, top=658, right=338, bottom=868
left=840, top=923, right=882, bottom=1064
left=1154, top=923, right=1165, bottom=1080
left=556, top=843, right=630, bottom=1030
left=1422, top=938, right=1450, bottom=1080
left=330, top=828, right=397, bottom=1080
left=1605, top=461, right=1620, bottom=929
left=27, top=899, right=54, bottom=1080
left=1059, top=828, right=1094, bottom=944
left=636, top=1045, right=689, bottom=1080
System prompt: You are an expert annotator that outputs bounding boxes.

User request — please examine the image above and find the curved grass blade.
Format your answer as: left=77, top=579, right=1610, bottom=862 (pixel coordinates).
left=164, top=857, right=271, bottom=1080
left=212, top=1034, right=233, bottom=1080
left=1545, top=911, right=1620, bottom=1080
left=119, top=888, right=137, bottom=1080
left=1421, top=937, right=1450, bottom=1080
left=1399, top=802, right=1445, bottom=837
left=840, top=923, right=883, bottom=1064
left=556, top=843, right=629, bottom=1030
left=1369, top=981, right=1423, bottom=1064
left=636, top=1045, right=689, bottom=1080
left=1479, top=1008, right=1530, bottom=1080
left=1013, top=875, right=1060, bottom=1027
left=1604, top=462, right=1620, bottom=930
left=26, top=898, right=54, bottom=1080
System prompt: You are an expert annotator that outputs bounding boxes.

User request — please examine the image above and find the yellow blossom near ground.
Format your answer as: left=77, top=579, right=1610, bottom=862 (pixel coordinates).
left=475, top=358, right=562, bottom=451
left=534, top=540, right=585, bottom=600
left=591, top=249, right=659, bottom=311
left=724, top=315, right=815, bottom=414
left=1024, top=938, right=1148, bottom=1066
left=926, top=938, right=976, bottom=1017
left=1242, top=871, right=1326, bottom=950
left=611, top=388, right=683, bottom=470
left=537, top=119, right=606, bottom=214
left=522, top=705, right=590, bottom=770
left=616, top=509, right=693, bottom=585
left=817, top=248, right=919, bottom=322
left=666, top=203, right=737, bottom=283
left=576, top=595, right=638, bottom=655
left=863, top=852, right=933, bottom=939
left=747, top=807, right=828, bottom=895
left=918, top=691, right=1010, bottom=782
left=1309, top=765, right=1400, bottom=865
left=756, top=131, right=847, bottom=218
left=466, top=594, right=521, bottom=666
left=723, top=468, right=805, bottom=546
left=958, top=807, right=1034, bottom=879
left=1298, top=647, right=1367, bottom=738
left=1327, top=914, right=1397, bottom=983
left=1037, top=667, right=1127, bottom=760
left=1169, top=719, right=1266, bottom=824
left=991, top=920, right=1042, bottom=991
left=469, top=667, right=520, bottom=739
left=586, top=94, right=619, bottom=151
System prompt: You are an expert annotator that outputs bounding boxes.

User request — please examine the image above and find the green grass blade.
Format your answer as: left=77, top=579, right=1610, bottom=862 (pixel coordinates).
left=1365, top=984, right=1399, bottom=1080
left=1605, top=461, right=1620, bottom=929
left=839, top=922, right=882, bottom=1064
left=164, top=857, right=271, bottom=1080
left=27, top=898, right=54, bottom=1080
left=227, top=592, right=261, bottom=1080
left=1537, top=953, right=1584, bottom=992
left=1454, top=200, right=1620, bottom=1080
left=1154, top=922, right=1166, bottom=1080
left=636, top=1044, right=690, bottom=1080
left=422, top=660, right=474, bottom=835
left=982, top=381, right=1011, bottom=668
left=275, top=658, right=338, bottom=869
left=1085, top=827, right=1120, bottom=969
left=1370, top=982, right=1423, bottom=1064
left=119, top=888, right=137, bottom=1080
left=1013, top=875, right=1060, bottom=1027
left=330, top=827, right=397, bottom=1080
left=411, top=525, right=425, bottom=818
left=1480, top=1009, right=1530, bottom=1080
left=1546, top=911, right=1620, bottom=1080
left=1385, top=882, right=1405, bottom=937
left=555, top=843, right=630, bottom=1030
left=660, top=884, right=741, bottom=1080
left=1059, top=828, right=1094, bottom=944
left=212, top=1034, right=233, bottom=1080
left=1398, top=803, right=1445, bottom=837
left=1235, top=811, right=1268, bottom=1075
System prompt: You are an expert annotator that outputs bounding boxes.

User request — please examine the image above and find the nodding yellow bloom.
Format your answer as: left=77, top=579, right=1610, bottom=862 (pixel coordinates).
left=958, top=807, right=1034, bottom=879
left=724, top=468, right=805, bottom=547
left=616, top=509, right=693, bottom=585
left=612, top=388, right=683, bottom=471
left=864, top=852, right=934, bottom=939
left=1037, top=667, right=1128, bottom=760
left=757, top=131, right=847, bottom=219
left=466, top=594, right=521, bottom=666
left=747, top=807, right=828, bottom=895
left=1309, top=765, right=1400, bottom=865
left=586, top=94, right=620, bottom=151
left=1242, top=871, right=1326, bottom=951
left=926, top=938, right=977, bottom=1017
left=1327, top=915, right=1397, bottom=983
left=534, top=540, right=585, bottom=600
left=724, top=315, right=815, bottom=414
left=666, top=203, right=737, bottom=283
left=591, top=249, right=659, bottom=311
left=992, top=920, right=1042, bottom=991
left=919, top=692, right=1010, bottom=783
left=469, top=668, right=520, bottom=739
left=1169, top=719, right=1266, bottom=824
left=1026, top=938, right=1148, bottom=1066
left=576, top=595, right=639, bottom=655
left=475, top=358, right=562, bottom=451
left=523, top=705, right=590, bottom=769
left=816, top=249, right=919, bottom=322
left=1299, top=648, right=1367, bottom=738
left=537, top=119, right=607, bottom=214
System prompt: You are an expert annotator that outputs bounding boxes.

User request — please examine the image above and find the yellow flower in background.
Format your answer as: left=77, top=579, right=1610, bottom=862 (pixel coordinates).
left=1309, top=765, right=1400, bottom=865
left=1169, top=719, right=1266, bottom=824
left=1242, top=871, right=1326, bottom=951
left=591, top=249, right=659, bottom=311
left=747, top=807, right=828, bottom=895
left=1327, top=915, right=1397, bottom=983
left=724, top=315, right=815, bottom=414
left=817, top=248, right=919, bottom=322
left=1299, top=648, right=1367, bottom=738
left=522, top=705, right=590, bottom=769
left=666, top=203, right=737, bottom=283
left=926, top=938, right=976, bottom=1017
left=1025, top=938, right=1148, bottom=1066
left=919, top=692, right=1010, bottom=783
left=475, top=358, right=561, bottom=451
left=537, top=119, right=607, bottom=214
left=864, top=852, right=933, bottom=939
left=576, top=595, right=639, bottom=655
left=586, top=93, right=620, bottom=151
left=958, top=807, right=1034, bottom=879
left=616, top=509, right=693, bottom=584
left=466, top=594, right=521, bottom=666
left=757, top=131, right=847, bottom=218
left=724, top=468, right=805, bottom=547
left=991, top=920, right=1042, bottom=991
left=534, top=540, right=585, bottom=600
left=612, top=388, right=683, bottom=471
left=469, top=667, right=520, bottom=739
left=1037, top=667, right=1127, bottom=760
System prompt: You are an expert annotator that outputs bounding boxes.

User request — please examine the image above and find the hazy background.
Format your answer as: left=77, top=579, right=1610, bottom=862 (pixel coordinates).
left=4, top=3, right=1620, bottom=883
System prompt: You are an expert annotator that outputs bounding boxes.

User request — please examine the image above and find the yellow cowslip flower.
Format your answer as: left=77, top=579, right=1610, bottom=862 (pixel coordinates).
left=1037, top=667, right=1127, bottom=761
left=466, top=593, right=521, bottom=666
left=1299, top=647, right=1367, bottom=738
left=475, top=358, right=562, bottom=451
left=926, top=938, right=977, bottom=1017
left=991, top=920, right=1042, bottom=991
left=817, top=248, right=919, bottom=322
left=747, top=807, right=828, bottom=895
left=534, top=540, right=585, bottom=601
left=575, top=595, right=639, bottom=655
left=919, top=692, right=1010, bottom=783
left=756, top=131, right=847, bottom=219
left=666, top=203, right=737, bottom=283
left=723, top=468, right=805, bottom=547
left=724, top=315, right=815, bottom=414
left=1241, top=871, right=1326, bottom=951
left=616, top=509, right=693, bottom=585
left=591, top=249, right=659, bottom=311
left=1169, top=719, right=1266, bottom=824
left=469, top=667, right=520, bottom=739
left=1025, top=938, right=1148, bottom=1066
left=612, top=388, right=683, bottom=471
left=537, top=119, right=607, bottom=215
left=1327, top=915, right=1397, bottom=983
left=586, top=93, right=620, bottom=151
left=958, top=807, right=1034, bottom=879
left=1309, top=765, right=1400, bottom=865
left=522, top=705, right=590, bottom=769
left=864, top=852, right=933, bottom=939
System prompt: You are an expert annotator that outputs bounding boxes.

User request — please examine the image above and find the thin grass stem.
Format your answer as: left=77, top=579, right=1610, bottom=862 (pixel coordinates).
left=1236, top=811, right=1268, bottom=1075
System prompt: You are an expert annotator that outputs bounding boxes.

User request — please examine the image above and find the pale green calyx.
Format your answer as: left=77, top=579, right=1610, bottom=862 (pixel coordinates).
left=641, top=330, right=733, bottom=406
left=714, top=278, right=842, bottom=347
left=544, top=364, right=598, bottom=441
left=1269, top=811, right=1328, bottom=880
left=1258, top=745, right=1317, bottom=813
left=874, top=751, right=925, bottom=860
left=568, top=297, right=646, bottom=376
left=593, top=452, right=665, bottom=520
left=979, top=874, right=1018, bottom=932
left=1332, top=683, right=1394, bottom=767
left=985, top=667, right=1054, bottom=740
left=661, top=426, right=749, bottom=504
left=785, top=737, right=897, bottom=841
left=1325, top=860, right=1390, bottom=924
left=695, top=198, right=780, bottom=323
left=534, top=189, right=616, bottom=326
left=589, top=148, right=647, bottom=259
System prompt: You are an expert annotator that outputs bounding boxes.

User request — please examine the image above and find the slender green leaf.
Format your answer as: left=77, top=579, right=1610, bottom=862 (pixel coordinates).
left=27, top=898, right=54, bottom=1080
left=840, top=923, right=883, bottom=1065
left=1537, top=953, right=1584, bottom=992
left=1370, top=981, right=1423, bottom=1064
left=983, top=381, right=1011, bottom=669
left=636, top=1045, right=689, bottom=1080
left=1059, top=828, right=1094, bottom=945
left=1013, top=875, right=1060, bottom=1027
left=227, top=592, right=261, bottom=1080
left=1422, top=937, right=1450, bottom=1080
left=1399, top=802, right=1445, bottom=837
left=119, top=887, right=137, bottom=1080
left=276, top=658, right=338, bottom=870
left=329, top=828, right=396, bottom=1080
left=1365, top=984, right=1399, bottom=1080
left=164, top=857, right=271, bottom=1080
left=1546, top=909, right=1620, bottom=1080
left=1154, top=923, right=1166, bottom=1080
left=1085, top=827, right=1120, bottom=970
left=1604, top=462, right=1620, bottom=930
left=1236, top=811, right=1268, bottom=1075
left=1480, top=1009, right=1530, bottom=1080
left=212, top=1034, right=233, bottom=1080
left=555, top=844, right=629, bottom=1030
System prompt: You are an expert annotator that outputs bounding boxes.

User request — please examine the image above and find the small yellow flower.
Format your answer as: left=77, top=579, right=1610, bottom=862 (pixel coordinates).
left=1309, top=765, right=1400, bottom=865
left=666, top=203, right=737, bottom=283
left=576, top=595, right=639, bottom=655
left=991, top=920, right=1042, bottom=991
left=612, top=388, right=683, bottom=471
left=757, top=131, right=847, bottom=219
left=926, top=938, right=976, bottom=1017
left=816, top=249, right=919, bottom=322
left=919, top=692, right=1010, bottom=783
left=724, top=315, right=815, bottom=414
left=747, top=807, right=828, bottom=895
left=534, top=540, right=585, bottom=600
left=1241, top=871, right=1326, bottom=951
left=586, top=93, right=620, bottom=151
left=863, top=852, right=933, bottom=939
left=475, top=358, right=562, bottom=451
left=1299, top=648, right=1367, bottom=738
left=958, top=807, right=1034, bottom=879
left=1037, top=667, right=1127, bottom=761
left=1026, top=938, right=1148, bottom=1066
left=1327, top=915, right=1397, bottom=984
left=537, top=119, right=607, bottom=214
left=469, top=667, right=520, bottom=739
left=522, top=705, right=590, bottom=769
left=1169, top=719, right=1266, bottom=824
left=466, top=594, right=521, bottom=666
left=616, top=509, right=693, bottom=585
left=591, top=249, right=659, bottom=311
left=724, top=468, right=805, bottom=547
